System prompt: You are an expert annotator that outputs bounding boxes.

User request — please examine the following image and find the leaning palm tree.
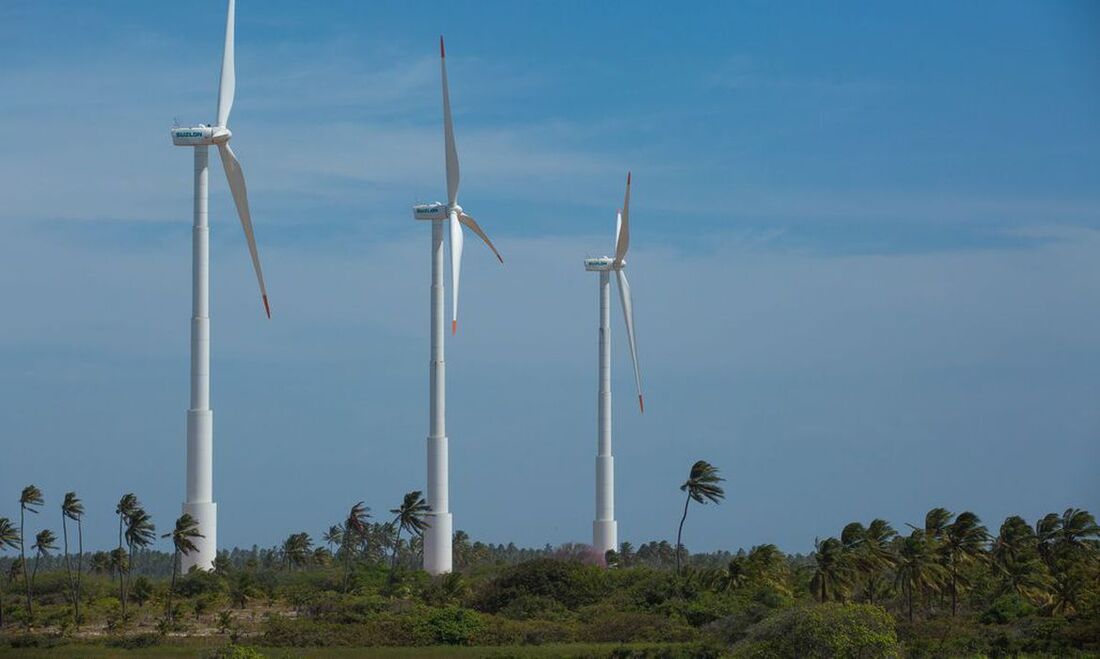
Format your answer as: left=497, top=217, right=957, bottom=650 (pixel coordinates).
left=30, top=529, right=57, bottom=598
left=0, top=517, right=20, bottom=628
left=322, top=524, right=344, bottom=554
left=861, top=519, right=897, bottom=604
left=123, top=508, right=156, bottom=616
left=895, top=529, right=947, bottom=622
left=676, top=460, right=725, bottom=575
left=162, top=514, right=203, bottom=623
left=114, top=493, right=139, bottom=610
left=811, top=537, right=852, bottom=603
left=942, top=511, right=989, bottom=616
left=19, top=485, right=44, bottom=617
left=60, top=492, right=85, bottom=624
left=343, top=502, right=371, bottom=591
left=390, top=491, right=431, bottom=570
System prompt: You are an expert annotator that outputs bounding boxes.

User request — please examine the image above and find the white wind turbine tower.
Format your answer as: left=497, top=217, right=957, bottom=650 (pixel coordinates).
left=169, top=0, right=271, bottom=571
left=586, top=173, right=643, bottom=558
left=413, top=37, right=504, bottom=575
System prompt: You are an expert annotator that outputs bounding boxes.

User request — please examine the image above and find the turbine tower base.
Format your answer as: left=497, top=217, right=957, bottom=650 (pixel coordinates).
left=593, top=520, right=618, bottom=559
left=423, top=512, right=453, bottom=575
left=180, top=501, right=217, bottom=572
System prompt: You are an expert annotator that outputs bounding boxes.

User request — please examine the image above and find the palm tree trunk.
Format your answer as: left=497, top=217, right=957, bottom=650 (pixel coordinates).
left=391, top=529, right=402, bottom=571
left=676, top=492, right=691, bottom=576
left=75, top=518, right=83, bottom=625
left=868, top=569, right=875, bottom=605
left=166, top=551, right=178, bottom=623
left=907, top=582, right=913, bottom=623
left=62, top=511, right=75, bottom=619
left=950, top=562, right=958, bottom=617
left=31, top=555, right=40, bottom=600
left=342, top=540, right=353, bottom=592
left=20, top=506, right=31, bottom=619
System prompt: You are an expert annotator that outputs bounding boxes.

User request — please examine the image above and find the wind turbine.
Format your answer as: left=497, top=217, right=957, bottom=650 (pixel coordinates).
left=169, top=0, right=270, bottom=571
left=413, top=37, right=504, bottom=575
left=585, top=173, right=643, bottom=558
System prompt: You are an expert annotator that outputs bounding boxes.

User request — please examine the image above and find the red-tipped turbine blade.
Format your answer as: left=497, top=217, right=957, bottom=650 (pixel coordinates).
left=263, top=294, right=271, bottom=319
left=639, top=395, right=645, bottom=414
left=440, top=35, right=445, bottom=58
left=452, top=320, right=457, bottom=335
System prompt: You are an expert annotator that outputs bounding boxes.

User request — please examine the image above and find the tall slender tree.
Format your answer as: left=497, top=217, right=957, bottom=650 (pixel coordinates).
left=30, top=530, right=57, bottom=598
left=18, top=485, right=44, bottom=618
left=343, top=502, right=371, bottom=591
left=390, top=491, right=431, bottom=570
left=676, top=460, right=725, bottom=575
left=322, top=525, right=344, bottom=554
left=895, top=529, right=947, bottom=622
left=0, top=517, right=20, bottom=628
left=942, top=511, right=989, bottom=616
left=123, top=508, right=156, bottom=615
left=114, top=493, right=138, bottom=610
left=60, top=492, right=85, bottom=624
left=811, top=537, right=852, bottom=602
left=162, top=514, right=203, bottom=623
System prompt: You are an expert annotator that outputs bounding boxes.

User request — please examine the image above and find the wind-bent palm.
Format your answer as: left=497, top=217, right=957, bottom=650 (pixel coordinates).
left=19, top=484, right=44, bottom=618
left=676, top=460, right=725, bottom=575
left=323, top=525, right=344, bottom=554
left=0, top=517, right=20, bottom=627
left=124, top=507, right=156, bottom=614
left=895, top=529, right=947, bottom=622
left=390, top=491, right=431, bottom=570
left=162, top=514, right=204, bottom=623
left=61, top=492, right=85, bottom=624
left=115, top=494, right=141, bottom=617
left=942, top=511, right=989, bottom=616
left=993, top=516, right=1048, bottom=599
left=281, top=532, right=313, bottom=570
left=811, top=537, right=853, bottom=603
left=343, top=502, right=371, bottom=591
left=30, top=529, right=57, bottom=598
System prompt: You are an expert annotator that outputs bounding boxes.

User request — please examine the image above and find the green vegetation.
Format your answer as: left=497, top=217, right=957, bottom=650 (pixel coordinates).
left=1, top=475, right=1098, bottom=656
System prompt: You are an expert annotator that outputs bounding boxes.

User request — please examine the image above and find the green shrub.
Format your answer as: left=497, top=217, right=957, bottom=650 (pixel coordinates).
left=473, top=559, right=608, bottom=613
left=106, top=633, right=161, bottom=649
left=578, top=606, right=697, bottom=644
left=981, top=593, right=1038, bottom=624
left=419, top=606, right=486, bottom=645
left=202, top=644, right=267, bottom=659
left=731, top=603, right=899, bottom=658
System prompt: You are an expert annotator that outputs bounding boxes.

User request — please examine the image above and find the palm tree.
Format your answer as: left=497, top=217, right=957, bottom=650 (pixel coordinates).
left=30, top=530, right=57, bottom=598
left=1052, top=508, right=1100, bottom=559
left=280, top=533, right=312, bottom=570
left=322, top=525, right=344, bottom=554
left=992, top=515, right=1048, bottom=600
left=123, top=508, right=156, bottom=615
left=18, top=485, right=44, bottom=617
left=895, top=529, right=947, bottom=622
left=676, top=460, right=725, bottom=575
left=942, top=511, right=989, bottom=616
left=60, top=492, right=85, bottom=624
left=343, top=502, right=371, bottom=591
left=0, top=517, right=20, bottom=628
left=811, top=537, right=852, bottom=602
left=162, top=514, right=203, bottom=623
left=114, top=493, right=138, bottom=610
left=863, top=519, right=897, bottom=604
left=924, top=507, right=953, bottom=540
left=390, top=491, right=431, bottom=570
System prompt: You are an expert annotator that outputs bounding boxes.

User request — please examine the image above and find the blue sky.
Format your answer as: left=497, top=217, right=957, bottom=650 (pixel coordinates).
left=0, top=1, right=1097, bottom=555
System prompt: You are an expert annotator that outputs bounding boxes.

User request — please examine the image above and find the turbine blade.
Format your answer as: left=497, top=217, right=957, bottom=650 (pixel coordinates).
left=459, top=212, right=503, bottom=264
left=215, top=0, right=236, bottom=128
left=614, top=211, right=622, bottom=255
left=613, top=171, right=631, bottom=266
left=440, top=36, right=460, bottom=208
left=218, top=143, right=270, bottom=318
left=449, top=210, right=464, bottom=334
left=615, top=269, right=643, bottom=413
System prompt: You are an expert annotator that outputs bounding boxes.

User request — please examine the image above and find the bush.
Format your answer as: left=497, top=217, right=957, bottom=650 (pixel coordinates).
left=731, top=603, right=899, bottom=658
left=473, top=559, right=608, bottom=613
left=106, top=633, right=162, bottom=650
left=981, top=593, right=1037, bottom=624
left=202, top=644, right=267, bottom=659
left=578, top=606, right=697, bottom=644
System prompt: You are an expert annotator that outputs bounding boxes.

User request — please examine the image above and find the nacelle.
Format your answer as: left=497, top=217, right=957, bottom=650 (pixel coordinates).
left=171, top=125, right=215, bottom=147
left=585, top=257, right=616, bottom=271
left=413, top=202, right=447, bottom=221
